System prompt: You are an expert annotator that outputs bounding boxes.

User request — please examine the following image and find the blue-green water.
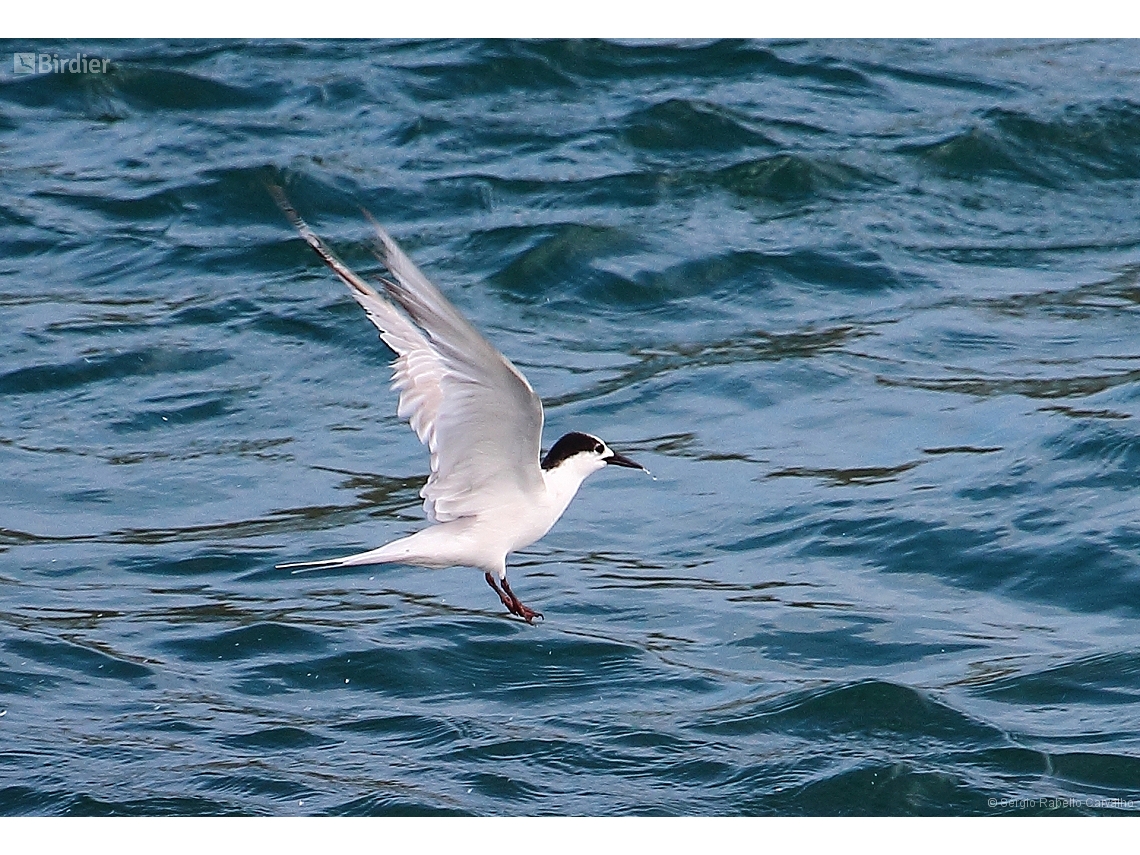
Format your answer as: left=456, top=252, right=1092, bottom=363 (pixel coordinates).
left=3, top=39, right=1140, bottom=816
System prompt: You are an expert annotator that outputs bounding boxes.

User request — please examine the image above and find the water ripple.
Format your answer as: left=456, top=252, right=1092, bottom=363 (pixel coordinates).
left=4, top=38, right=1140, bottom=816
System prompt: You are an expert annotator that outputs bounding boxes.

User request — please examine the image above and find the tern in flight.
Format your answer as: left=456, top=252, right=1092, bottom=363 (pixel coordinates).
left=270, top=186, right=647, bottom=622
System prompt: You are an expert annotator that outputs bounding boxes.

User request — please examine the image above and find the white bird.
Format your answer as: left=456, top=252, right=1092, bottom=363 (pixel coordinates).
left=270, top=186, right=647, bottom=622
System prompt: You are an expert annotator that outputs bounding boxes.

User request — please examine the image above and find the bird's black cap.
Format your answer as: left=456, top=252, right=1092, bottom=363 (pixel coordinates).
left=541, top=431, right=643, bottom=472
left=542, top=432, right=604, bottom=470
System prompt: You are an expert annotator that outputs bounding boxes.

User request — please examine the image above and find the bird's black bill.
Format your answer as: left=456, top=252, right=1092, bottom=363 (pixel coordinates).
left=607, top=451, right=645, bottom=470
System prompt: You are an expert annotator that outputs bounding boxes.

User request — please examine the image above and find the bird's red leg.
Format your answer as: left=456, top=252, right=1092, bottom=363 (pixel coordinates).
left=485, top=572, right=543, bottom=623
left=500, top=576, right=542, bottom=623
left=485, top=572, right=513, bottom=610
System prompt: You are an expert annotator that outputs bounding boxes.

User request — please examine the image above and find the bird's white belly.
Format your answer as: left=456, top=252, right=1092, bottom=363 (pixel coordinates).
left=371, top=496, right=561, bottom=575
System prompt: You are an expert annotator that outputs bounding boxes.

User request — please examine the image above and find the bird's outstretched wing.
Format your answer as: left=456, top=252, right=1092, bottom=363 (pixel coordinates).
left=270, top=185, right=545, bottom=522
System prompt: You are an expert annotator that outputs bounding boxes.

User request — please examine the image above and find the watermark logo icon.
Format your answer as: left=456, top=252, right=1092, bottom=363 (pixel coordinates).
left=12, top=52, right=110, bottom=75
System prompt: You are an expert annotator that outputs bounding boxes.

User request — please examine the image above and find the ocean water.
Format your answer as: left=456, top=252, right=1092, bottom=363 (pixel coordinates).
left=2, top=39, right=1140, bottom=816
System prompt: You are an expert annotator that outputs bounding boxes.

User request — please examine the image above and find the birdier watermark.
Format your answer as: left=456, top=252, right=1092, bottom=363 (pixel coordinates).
left=13, top=52, right=110, bottom=75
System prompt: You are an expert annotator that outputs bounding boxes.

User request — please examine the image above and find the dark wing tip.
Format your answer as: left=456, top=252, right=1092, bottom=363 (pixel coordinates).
left=266, top=181, right=303, bottom=228
left=267, top=183, right=380, bottom=302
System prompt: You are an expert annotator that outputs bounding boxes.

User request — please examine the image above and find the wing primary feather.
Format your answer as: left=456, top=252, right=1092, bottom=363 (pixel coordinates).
left=268, top=183, right=383, bottom=306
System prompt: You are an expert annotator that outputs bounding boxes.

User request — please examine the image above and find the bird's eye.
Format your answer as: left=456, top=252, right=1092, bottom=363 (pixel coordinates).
left=594, top=443, right=604, bottom=454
